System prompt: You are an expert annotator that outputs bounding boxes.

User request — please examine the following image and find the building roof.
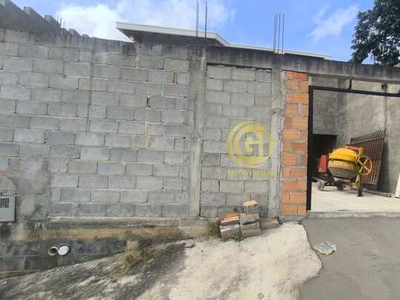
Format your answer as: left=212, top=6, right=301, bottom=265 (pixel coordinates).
left=117, top=22, right=331, bottom=60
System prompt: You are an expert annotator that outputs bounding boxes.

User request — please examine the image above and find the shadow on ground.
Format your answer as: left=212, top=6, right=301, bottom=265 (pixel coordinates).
left=0, top=243, right=185, bottom=300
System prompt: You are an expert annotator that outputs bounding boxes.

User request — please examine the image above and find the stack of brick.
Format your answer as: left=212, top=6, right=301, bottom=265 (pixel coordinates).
left=240, top=201, right=261, bottom=237
left=219, top=212, right=240, bottom=239
left=219, top=200, right=262, bottom=238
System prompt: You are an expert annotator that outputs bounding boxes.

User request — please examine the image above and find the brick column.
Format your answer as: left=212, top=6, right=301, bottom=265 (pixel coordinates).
left=281, top=71, right=309, bottom=216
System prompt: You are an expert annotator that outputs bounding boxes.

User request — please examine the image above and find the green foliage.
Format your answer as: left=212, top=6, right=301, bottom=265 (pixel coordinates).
left=232, top=235, right=245, bottom=242
left=122, top=249, right=144, bottom=272
left=220, top=234, right=244, bottom=242
left=207, top=220, right=221, bottom=238
left=351, top=0, right=400, bottom=66
left=122, top=247, right=154, bottom=272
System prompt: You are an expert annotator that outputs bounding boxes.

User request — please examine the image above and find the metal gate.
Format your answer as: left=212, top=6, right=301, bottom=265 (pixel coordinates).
left=350, top=128, right=386, bottom=190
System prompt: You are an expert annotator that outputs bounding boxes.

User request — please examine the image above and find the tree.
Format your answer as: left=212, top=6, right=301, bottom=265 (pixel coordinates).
left=351, top=0, right=400, bottom=66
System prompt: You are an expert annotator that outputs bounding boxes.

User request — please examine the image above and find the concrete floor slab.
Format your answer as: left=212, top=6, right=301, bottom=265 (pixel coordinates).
left=301, top=217, right=400, bottom=300
left=312, top=185, right=400, bottom=212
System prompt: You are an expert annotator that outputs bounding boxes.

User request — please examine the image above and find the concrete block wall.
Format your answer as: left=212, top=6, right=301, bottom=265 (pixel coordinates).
left=311, top=76, right=339, bottom=136
left=382, top=86, right=400, bottom=193
left=200, top=65, right=273, bottom=217
left=0, top=29, right=191, bottom=220
left=337, top=80, right=386, bottom=147
left=337, top=80, right=400, bottom=193
left=0, top=0, right=62, bottom=35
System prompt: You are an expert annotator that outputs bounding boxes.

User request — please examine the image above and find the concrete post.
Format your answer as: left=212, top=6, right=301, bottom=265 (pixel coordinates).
left=268, top=68, right=284, bottom=218
left=187, top=46, right=207, bottom=218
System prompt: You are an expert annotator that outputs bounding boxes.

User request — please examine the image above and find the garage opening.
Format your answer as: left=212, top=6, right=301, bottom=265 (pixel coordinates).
left=307, top=78, right=400, bottom=213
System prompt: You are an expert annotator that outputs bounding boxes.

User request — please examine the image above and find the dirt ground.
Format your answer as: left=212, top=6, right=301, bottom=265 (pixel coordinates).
left=0, top=223, right=321, bottom=300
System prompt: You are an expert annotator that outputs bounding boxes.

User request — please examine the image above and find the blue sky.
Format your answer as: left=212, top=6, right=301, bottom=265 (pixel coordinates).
left=12, top=0, right=374, bottom=61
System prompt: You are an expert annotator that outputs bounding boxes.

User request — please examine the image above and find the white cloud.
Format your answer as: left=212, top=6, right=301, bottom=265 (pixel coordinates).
left=310, top=4, right=359, bottom=41
left=57, top=0, right=235, bottom=41
left=313, top=4, right=329, bottom=24
left=56, top=4, right=128, bottom=40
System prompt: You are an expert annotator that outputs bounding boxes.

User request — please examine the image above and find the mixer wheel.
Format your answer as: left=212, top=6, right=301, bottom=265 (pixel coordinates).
left=316, top=180, right=325, bottom=191
left=336, top=183, right=345, bottom=191
left=356, top=156, right=373, bottom=176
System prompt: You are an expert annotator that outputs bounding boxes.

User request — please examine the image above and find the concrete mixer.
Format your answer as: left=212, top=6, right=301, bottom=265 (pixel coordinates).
left=315, top=146, right=373, bottom=196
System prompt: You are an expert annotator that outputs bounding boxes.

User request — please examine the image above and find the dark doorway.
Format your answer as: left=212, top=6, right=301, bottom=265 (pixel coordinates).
left=311, top=134, right=337, bottom=177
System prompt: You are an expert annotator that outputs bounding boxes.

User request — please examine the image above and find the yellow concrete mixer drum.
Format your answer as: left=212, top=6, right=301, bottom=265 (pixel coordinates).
left=328, top=146, right=373, bottom=180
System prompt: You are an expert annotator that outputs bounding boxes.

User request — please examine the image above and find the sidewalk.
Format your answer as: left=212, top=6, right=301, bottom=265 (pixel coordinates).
left=301, top=217, right=400, bottom=300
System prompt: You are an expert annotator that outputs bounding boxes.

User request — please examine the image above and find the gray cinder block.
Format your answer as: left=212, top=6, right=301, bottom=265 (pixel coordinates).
left=33, top=59, right=63, bottom=74
left=98, top=162, right=126, bottom=175
left=45, top=131, right=75, bottom=145
left=81, top=147, right=109, bottom=161
left=93, top=64, right=120, bottom=79
left=14, top=129, right=44, bottom=143
left=4, top=57, right=33, bottom=72
left=92, top=190, right=120, bottom=203
left=79, top=175, right=108, bottom=188
left=75, top=133, right=104, bottom=147
left=17, top=101, right=47, bottom=115
left=51, top=174, right=78, bottom=188
left=0, top=143, right=19, bottom=156
left=127, top=163, right=153, bottom=176
left=19, top=45, right=49, bottom=59
left=50, top=75, right=79, bottom=90
left=0, top=85, right=31, bottom=101
left=50, top=146, right=80, bottom=159
left=120, top=190, right=147, bottom=203
left=110, top=148, right=138, bottom=162
left=61, top=188, right=91, bottom=202
left=208, top=66, right=232, bottom=80
left=60, top=118, right=87, bottom=132
left=32, top=89, right=61, bottom=103
left=68, top=160, right=97, bottom=174
left=48, top=103, right=77, bottom=117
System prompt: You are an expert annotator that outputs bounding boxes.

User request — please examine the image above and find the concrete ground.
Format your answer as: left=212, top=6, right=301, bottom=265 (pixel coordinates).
left=312, top=185, right=400, bottom=212
left=301, top=217, right=400, bottom=300
left=0, top=224, right=321, bottom=300
left=140, top=223, right=320, bottom=300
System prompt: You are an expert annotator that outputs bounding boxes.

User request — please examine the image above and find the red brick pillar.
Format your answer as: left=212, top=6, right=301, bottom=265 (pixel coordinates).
left=281, top=71, right=309, bottom=216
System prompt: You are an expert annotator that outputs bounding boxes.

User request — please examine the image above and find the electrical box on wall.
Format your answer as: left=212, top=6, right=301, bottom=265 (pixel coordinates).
left=0, top=196, right=16, bottom=222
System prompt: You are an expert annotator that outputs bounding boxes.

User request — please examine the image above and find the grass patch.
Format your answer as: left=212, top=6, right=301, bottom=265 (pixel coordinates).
left=220, top=234, right=244, bottom=242
left=206, top=220, right=221, bottom=238
left=122, top=247, right=155, bottom=273
left=232, top=235, right=245, bottom=242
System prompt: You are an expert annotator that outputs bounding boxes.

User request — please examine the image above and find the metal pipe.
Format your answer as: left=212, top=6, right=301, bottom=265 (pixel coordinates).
left=204, top=1, right=208, bottom=42
left=281, top=13, right=285, bottom=54
left=273, top=14, right=277, bottom=52
left=196, top=0, right=199, bottom=37
left=48, top=246, right=58, bottom=256
left=58, top=245, right=71, bottom=256
left=277, top=13, right=281, bottom=54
